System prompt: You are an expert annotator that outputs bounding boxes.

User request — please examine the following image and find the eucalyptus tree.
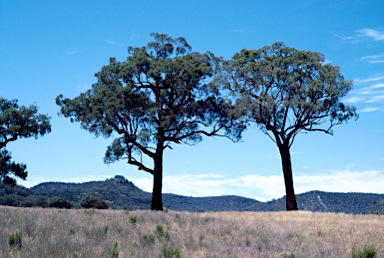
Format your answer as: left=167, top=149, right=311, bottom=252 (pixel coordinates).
left=56, top=33, right=244, bottom=210
left=0, top=98, right=51, bottom=186
left=214, top=42, right=357, bottom=210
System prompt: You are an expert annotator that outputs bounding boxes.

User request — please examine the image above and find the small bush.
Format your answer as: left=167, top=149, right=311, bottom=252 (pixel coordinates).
left=34, top=196, right=48, bottom=207
left=141, top=234, right=155, bottom=246
left=108, top=241, right=119, bottom=258
left=160, top=245, right=182, bottom=258
left=19, top=199, right=35, bottom=207
left=156, top=224, right=165, bottom=236
left=129, top=216, right=137, bottom=224
left=8, top=231, right=22, bottom=249
left=155, top=224, right=170, bottom=240
left=48, top=197, right=72, bottom=209
left=282, top=253, right=296, bottom=258
left=80, top=192, right=108, bottom=209
left=95, top=224, right=109, bottom=237
left=352, top=245, right=377, bottom=258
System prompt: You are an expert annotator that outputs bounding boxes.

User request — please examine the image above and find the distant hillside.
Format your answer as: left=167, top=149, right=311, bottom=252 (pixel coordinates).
left=29, top=176, right=258, bottom=211
left=244, top=191, right=384, bottom=214
left=163, top=194, right=259, bottom=212
left=2, top=175, right=384, bottom=214
left=30, top=175, right=151, bottom=210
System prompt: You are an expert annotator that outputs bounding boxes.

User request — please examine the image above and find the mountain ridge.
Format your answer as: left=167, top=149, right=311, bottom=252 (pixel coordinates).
left=2, top=175, right=383, bottom=214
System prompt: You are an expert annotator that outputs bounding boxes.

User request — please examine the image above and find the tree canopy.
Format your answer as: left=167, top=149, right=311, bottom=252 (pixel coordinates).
left=0, top=98, right=51, bottom=186
left=214, top=42, right=358, bottom=210
left=56, top=33, right=244, bottom=210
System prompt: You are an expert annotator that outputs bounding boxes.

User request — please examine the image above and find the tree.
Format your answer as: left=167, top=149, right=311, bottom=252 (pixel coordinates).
left=80, top=192, right=109, bottom=209
left=56, top=33, right=244, bottom=210
left=215, top=42, right=357, bottom=210
left=0, top=98, right=51, bottom=186
left=48, top=197, right=72, bottom=209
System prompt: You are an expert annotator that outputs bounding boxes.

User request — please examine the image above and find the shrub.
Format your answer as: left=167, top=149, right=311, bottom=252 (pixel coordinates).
left=48, top=197, right=72, bottom=209
left=160, top=245, right=182, bottom=258
left=20, top=199, right=35, bottom=207
left=352, top=245, right=377, bottom=258
left=129, top=216, right=137, bottom=224
left=108, top=241, right=119, bottom=258
left=98, top=224, right=109, bottom=236
left=141, top=234, right=155, bottom=246
left=155, top=224, right=170, bottom=240
left=8, top=231, right=22, bottom=249
left=33, top=196, right=48, bottom=207
left=80, top=192, right=108, bottom=209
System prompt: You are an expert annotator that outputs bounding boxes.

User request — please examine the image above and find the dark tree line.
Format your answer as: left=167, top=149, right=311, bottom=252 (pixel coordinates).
left=2, top=33, right=357, bottom=211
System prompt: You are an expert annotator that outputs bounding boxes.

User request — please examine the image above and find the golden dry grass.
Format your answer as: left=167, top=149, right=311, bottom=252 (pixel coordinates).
left=0, top=206, right=383, bottom=257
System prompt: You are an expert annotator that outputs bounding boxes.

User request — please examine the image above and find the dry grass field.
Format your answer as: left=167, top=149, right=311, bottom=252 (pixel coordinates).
left=0, top=206, right=383, bottom=258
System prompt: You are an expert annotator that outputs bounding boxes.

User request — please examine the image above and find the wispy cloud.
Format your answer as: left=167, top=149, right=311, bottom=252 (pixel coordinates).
left=354, top=76, right=384, bottom=84
left=360, top=54, right=384, bottom=64
left=357, top=28, right=384, bottom=41
left=338, top=28, right=384, bottom=43
left=344, top=75, right=384, bottom=111
left=358, top=107, right=380, bottom=113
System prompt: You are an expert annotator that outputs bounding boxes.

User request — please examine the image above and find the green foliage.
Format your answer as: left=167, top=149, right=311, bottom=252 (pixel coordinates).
left=56, top=33, right=244, bottom=210
left=141, top=234, right=155, bottom=246
left=352, top=246, right=377, bottom=258
left=160, top=246, right=182, bottom=258
left=8, top=231, right=22, bottom=249
left=371, top=199, right=384, bottom=215
left=48, top=197, right=72, bottom=209
left=204, top=217, right=215, bottom=223
left=215, top=42, right=358, bottom=210
left=155, top=224, right=170, bottom=240
left=101, top=224, right=109, bottom=235
left=0, top=97, right=51, bottom=186
left=282, top=253, right=296, bottom=258
left=129, top=216, right=137, bottom=224
left=19, top=199, right=35, bottom=207
left=94, top=224, right=109, bottom=238
left=80, top=192, right=108, bottom=209
left=108, top=241, right=119, bottom=258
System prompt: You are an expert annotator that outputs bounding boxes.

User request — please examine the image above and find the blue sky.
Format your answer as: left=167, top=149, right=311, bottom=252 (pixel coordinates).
left=1, top=1, right=384, bottom=201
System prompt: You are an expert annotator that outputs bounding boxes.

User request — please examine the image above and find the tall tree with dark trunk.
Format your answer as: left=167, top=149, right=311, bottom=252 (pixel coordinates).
left=56, top=33, right=244, bottom=210
left=213, top=42, right=358, bottom=210
left=0, top=98, right=51, bottom=186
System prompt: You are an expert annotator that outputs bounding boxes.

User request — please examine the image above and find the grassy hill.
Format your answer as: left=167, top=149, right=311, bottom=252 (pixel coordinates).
left=1, top=175, right=384, bottom=214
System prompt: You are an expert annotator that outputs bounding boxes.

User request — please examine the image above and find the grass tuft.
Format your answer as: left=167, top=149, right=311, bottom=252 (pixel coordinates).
left=352, top=245, right=377, bottom=258
left=160, top=245, right=182, bottom=258
left=108, top=241, right=119, bottom=258
left=141, top=234, right=155, bottom=246
left=8, top=231, right=22, bottom=250
left=129, top=215, right=137, bottom=224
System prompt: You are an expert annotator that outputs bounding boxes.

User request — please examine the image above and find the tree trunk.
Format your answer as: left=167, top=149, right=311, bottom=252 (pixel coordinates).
left=151, top=153, right=163, bottom=210
left=278, top=142, right=298, bottom=211
left=151, top=137, right=164, bottom=210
